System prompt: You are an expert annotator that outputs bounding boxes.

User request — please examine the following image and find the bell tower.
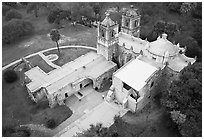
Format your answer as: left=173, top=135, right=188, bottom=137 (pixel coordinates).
left=121, top=5, right=141, bottom=37
left=97, top=12, right=119, bottom=61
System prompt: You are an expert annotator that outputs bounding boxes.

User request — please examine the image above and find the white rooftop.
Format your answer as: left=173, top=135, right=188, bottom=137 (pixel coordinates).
left=114, top=58, right=158, bottom=91
left=118, top=32, right=148, bottom=53
left=25, top=52, right=116, bottom=94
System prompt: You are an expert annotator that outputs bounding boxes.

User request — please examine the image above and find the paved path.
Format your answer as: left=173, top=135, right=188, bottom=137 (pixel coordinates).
left=56, top=101, right=128, bottom=137
left=38, top=52, right=61, bottom=69
left=2, top=45, right=96, bottom=71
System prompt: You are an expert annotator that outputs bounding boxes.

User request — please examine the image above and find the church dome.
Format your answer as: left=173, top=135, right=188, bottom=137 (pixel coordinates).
left=148, top=34, right=179, bottom=57
left=101, top=12, right=115, bottom=27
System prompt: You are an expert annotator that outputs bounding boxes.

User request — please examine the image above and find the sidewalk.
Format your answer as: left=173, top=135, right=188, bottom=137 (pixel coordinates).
left=56, top=101, right=128, bottom=137
left=2, top=45, right=96, bottom=71
left=38, top=52, right=61, bottom=69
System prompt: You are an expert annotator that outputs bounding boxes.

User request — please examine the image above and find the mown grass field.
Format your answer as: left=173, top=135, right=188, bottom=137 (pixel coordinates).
left=2, top=5, right=97, bottom=66
left=2, top=66, right=73, bottom=136
left=44, top=48, right=95, bottom=66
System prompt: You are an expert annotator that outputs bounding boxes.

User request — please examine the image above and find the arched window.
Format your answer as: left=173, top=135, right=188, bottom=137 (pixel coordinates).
left=111, top=31, right=114, bottom=37
left=126, top=20, right=129, bottom=27
left=135, top=20, right=138, bottom=27
left=102, top=31, right=105, bottom=37
left=150, top=82, right=154, bottom=88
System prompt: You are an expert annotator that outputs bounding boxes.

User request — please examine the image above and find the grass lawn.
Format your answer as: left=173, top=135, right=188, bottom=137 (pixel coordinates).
left=43, top=47, right=95, bottom=66
left=2, top=67, right=73, bottom=137
left=27, top=54, right=55, bottom=73
left=2, top=7, right=97, bottom=67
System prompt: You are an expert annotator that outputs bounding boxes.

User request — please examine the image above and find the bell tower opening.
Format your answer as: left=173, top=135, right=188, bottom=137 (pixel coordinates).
left=121, top=5, right=141, bottom=37
left=97, top=12, right=119, bottom=61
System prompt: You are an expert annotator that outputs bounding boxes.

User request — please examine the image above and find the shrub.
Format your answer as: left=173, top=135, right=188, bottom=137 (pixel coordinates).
left=2, top=2, right=17, bottom=8
left=46, top=119, right=57, bottom=129
left=2, top=126, right=31, bottom=137
left=20, top=2, right=29, bottom=6
left=3, top=19, right=34, bottom=44
left=2, top=126, right=16, bottom=137
left=3, top=70, right=18, bottom=83
left=15, top=127, right=31, bottom=137
left=5, top=9, right=22, bottom=21
left=167, top=2, right=182, bottom=13
left=2, top=5, right=11, bottom=16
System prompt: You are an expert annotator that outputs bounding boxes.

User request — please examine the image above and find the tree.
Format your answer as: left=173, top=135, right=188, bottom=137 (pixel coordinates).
left=153, top=20, right=178, bottom=39
left=47, top=8, right=71, bottom=28
left=5, top=9, right=22, bottom=21
left=2, top=2, right=17, bottom=8
left=167, top=2, right=182, bottom=13
left=3, top=70, right=18, bottom=83
left=161, top=62, right=202, bottom=137
left=2, top=126, right=31, bottom=137
left=180, top=2, right=197, bottom=16
left=78, top=123, right=110, bottom=137
left=3, top=19, right=34, bottom=44
left=192, top=19, right=202, bottom=47
left=78, top=116, right=125, bottom=137
left=153, top=20, right=166, bottom=36
left=46, top=119, right=57, bottom=129
left=89, top=2, right=105, bottom=21
left=191, top=2, right=202, bottom=19
left=26, top=2, right=47, bottom=17
left=70, top=3, right=95, bottom=22
left=19, top=2, right=29, bottom=6
left=2, top=5, right=11, bottom=16
left=50, top=29, right=61, bottom=55
left=179, top=36, right=201, bottom=62
left=165, top=22, right=178, bottom=38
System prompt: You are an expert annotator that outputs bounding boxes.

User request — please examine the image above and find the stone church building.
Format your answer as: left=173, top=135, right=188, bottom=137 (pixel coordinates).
left=24, top=5, right=196, bottom=111
left=97, top=6, right=196, bottom=112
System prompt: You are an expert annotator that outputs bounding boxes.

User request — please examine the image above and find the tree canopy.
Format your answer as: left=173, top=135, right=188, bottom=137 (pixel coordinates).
left=47, top=8, right=71, bottom=26
left=3, top=19, right=34, bottom=44
left=26, top=2, right=47, bottom=17
left=70, top=3, right=95, bottom=22
left=50, top=29, right=61, bottom=55
left=5, top=9, right=22, bottom=21
left=161, top=62, right=202, bottom=137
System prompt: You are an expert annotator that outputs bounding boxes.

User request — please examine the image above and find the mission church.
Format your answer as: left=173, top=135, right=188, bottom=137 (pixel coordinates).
left=24, top=5, right=196, bottom=112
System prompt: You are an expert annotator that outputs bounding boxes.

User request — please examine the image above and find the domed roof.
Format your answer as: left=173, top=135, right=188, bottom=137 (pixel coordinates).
left=101, top=12, right=115, bottom=27
left=148, top=34, right=179, bottom=57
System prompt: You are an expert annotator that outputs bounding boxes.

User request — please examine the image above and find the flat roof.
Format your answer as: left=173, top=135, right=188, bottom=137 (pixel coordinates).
left=114, top=58, right=158, bottom=91
left=25, top=51, right=116, bottom=94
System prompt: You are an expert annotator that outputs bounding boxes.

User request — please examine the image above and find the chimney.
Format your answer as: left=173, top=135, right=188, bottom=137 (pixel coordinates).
left=162, top=33, right=167, bottom=39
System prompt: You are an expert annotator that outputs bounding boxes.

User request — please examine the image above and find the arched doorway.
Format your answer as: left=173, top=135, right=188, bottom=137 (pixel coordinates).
left=78, top=78, right=93, bottom=90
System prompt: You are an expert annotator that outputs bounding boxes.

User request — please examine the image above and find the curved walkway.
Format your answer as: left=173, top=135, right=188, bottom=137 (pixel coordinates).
left=38, top=52, right=61, bottom=69
left=2, top=45, right=97, bottom=71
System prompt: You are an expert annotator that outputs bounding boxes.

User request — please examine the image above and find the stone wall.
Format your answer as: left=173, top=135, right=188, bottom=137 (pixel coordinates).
left=113, top=76, right=127, bottom=103
left=95, top=65, right=117, bottom=90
